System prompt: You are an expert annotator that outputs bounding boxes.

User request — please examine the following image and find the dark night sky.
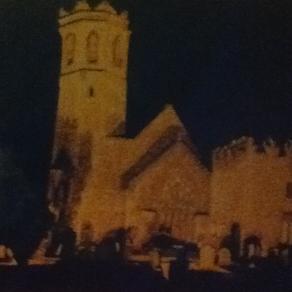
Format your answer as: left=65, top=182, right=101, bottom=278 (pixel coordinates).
left=0, top=0, right=292, bottom=195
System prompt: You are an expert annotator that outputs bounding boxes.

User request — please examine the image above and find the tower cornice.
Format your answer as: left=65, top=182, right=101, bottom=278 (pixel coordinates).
left=59, top=11, right=128, bottom=30
left=59, top=1, right=128, bottom=29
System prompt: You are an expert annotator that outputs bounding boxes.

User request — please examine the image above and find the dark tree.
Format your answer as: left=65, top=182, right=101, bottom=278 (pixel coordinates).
left=0, top=147, right=53, bottom=265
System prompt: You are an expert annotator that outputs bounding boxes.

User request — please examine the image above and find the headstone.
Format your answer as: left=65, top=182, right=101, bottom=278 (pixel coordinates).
left=161, top=260, right=171, bottom=279
left=115, top=242, right=120, bottom=252
left=0, top=246, right=17, bottom=266
left=247, top=243, right=256, bottom=258
left=199, top=245, right=216, bottom=270
left=56, top=244, right=63, bottom=257
left=244, top=235, right=262, bottom=259
left=0, top=245, right=6, bottom=259
left=28, top=237, right=59, bottom=265
left=1, top=248, right=17, bottom=266
left=218, top=248, right=232, bottom=267
left=150, top=248, right=161, bottom=271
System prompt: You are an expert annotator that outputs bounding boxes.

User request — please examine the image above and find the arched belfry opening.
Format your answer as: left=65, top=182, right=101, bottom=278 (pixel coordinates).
left=86, top=31, right=99, bottom=64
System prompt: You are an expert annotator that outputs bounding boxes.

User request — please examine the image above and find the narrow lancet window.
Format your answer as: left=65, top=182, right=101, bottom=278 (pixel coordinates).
left=64, top=33, right=76, bottom=66
left=112, top=35, right=123, bottom=67
left=87, top=31, right=99, bottom=64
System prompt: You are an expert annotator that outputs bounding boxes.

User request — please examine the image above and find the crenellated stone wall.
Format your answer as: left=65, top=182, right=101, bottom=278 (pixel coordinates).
left=211, top=137, right=292, bottom=249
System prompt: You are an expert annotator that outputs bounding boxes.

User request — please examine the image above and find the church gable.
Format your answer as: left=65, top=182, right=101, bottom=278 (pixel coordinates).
left=122, top=104, right=195, bottom=173
left=135, top=104, right=185, bottom=141
left=121, top=125, right=205, bottom=189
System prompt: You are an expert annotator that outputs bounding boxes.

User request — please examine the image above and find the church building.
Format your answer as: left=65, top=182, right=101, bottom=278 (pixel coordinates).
left=48, top=1, right=292, bottom=253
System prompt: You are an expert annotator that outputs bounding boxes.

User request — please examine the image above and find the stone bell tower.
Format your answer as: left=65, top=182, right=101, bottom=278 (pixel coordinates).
left=49, top=1, right=130, bottom=231
left=56, top=0, right=130, bottom=138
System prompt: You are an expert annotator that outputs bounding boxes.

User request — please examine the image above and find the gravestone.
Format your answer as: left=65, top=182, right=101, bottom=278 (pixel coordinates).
left=199, top=245, right=216, bottom=270
left=0, top=247, right=17, bottom=266
left=247, top=242, right=262, bottom=258
left=0, top=245, right=6, bottom=259
left=28, top=237, right=58, bottom=265
left=218, top=248, right=232, bottom=267
left=161, top=260, right=171, bottom=279
left=150, top=248, right=161, bottom=271
left=243, top=235, right=261, bottom=259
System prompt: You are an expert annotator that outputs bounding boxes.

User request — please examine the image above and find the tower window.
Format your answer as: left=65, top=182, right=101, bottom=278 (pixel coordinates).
left=87, top=31, right=99, bottom=64
left=64, top=33, right=76, bottom=66
left=112, top=36, right=123, bottom=68
left=89, top=86, right=95, bottom=98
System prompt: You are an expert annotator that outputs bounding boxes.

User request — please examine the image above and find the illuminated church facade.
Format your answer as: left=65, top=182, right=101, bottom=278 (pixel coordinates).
left=48, top=1, right=292, bottom=252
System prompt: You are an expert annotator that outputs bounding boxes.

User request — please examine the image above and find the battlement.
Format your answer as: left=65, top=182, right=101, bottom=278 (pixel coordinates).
left=59, top=1, right=129, bottom=28
left=213, top=136, right=292, bottom=168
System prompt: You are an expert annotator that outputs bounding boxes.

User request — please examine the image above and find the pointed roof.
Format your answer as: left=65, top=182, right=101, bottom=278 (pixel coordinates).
left=119, top=103, right=210, bottom=189
left=124, top=103, right=187, bottom=159
left=150, top=104, right=183, bottom=128
left=120, top=125, right=200, bottom=189
left=134, top=104, right=185, bottom=140
left=95, top=1, right=117, bottom=14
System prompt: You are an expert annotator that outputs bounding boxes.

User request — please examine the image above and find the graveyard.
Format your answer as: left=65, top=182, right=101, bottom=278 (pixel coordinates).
left=1, top=228, right=292, bottom=291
